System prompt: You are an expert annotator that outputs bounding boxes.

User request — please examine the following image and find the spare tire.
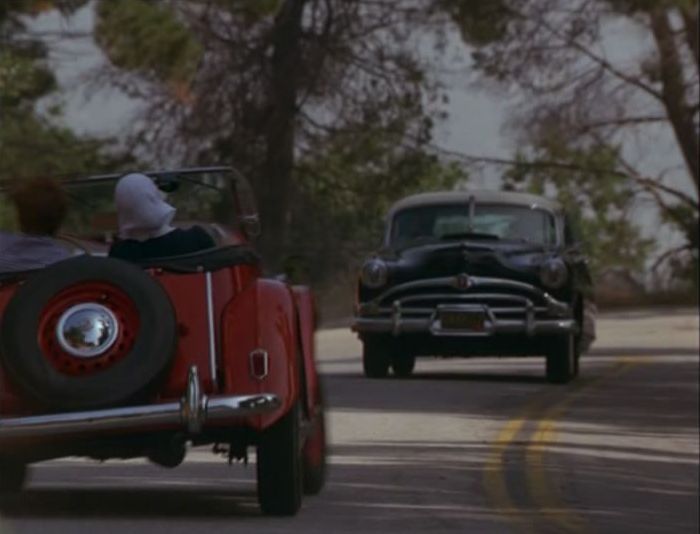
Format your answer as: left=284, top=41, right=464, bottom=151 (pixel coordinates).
left=0, top=256, right=177, bottom=411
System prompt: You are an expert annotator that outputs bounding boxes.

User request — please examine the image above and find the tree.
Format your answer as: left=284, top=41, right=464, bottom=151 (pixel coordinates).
left=93, top=0, right=464, bottom=271
left=293, top=116, right=467, bottom=281
left=0, top=0, right=116, bottom=184
left=503, top=142, right=654, bottom=277
left=1, top=1, right=125, bottom=231
left=440, top=0, right=698, bottom=284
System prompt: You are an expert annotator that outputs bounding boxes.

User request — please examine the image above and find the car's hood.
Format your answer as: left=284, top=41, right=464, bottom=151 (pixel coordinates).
left=379, top=240, right=555, bottom=287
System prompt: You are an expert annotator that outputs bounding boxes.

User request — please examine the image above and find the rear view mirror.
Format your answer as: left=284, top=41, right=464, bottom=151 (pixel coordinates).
left=155, top=174, right=180, bottom=193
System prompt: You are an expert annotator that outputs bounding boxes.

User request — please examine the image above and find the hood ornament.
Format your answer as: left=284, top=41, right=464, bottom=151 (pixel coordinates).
left=455, top=273, right=471, bottom=290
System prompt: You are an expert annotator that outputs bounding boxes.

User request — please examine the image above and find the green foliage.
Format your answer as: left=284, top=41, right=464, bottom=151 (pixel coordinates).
left=89, top=0, right=458, bottom=277
left=0, top=1, right=123, bottom=190
left=0, top=50, right=55, bottom=106
left=504, top=143, right=654, bottom=278
left=0, top=112, right=115, bottom=181
left=95, top=0, right=202, bottom=86
left=291, top=121, right=469, bottom=281
left=441, top=0, right=698, bottom=289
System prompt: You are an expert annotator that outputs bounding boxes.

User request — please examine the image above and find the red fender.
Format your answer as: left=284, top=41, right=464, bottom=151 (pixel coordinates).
left=291, top=285, right=320, bottom=415
left=220, top=278, right=300, bottom=430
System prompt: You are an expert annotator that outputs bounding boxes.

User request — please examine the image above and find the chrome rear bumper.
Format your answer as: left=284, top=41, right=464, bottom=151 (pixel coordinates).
left=0, top=366, right=280, bottom=441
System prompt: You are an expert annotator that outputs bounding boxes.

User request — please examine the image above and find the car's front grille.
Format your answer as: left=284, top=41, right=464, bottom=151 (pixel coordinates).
left=361, top=274, right=569, bottom=321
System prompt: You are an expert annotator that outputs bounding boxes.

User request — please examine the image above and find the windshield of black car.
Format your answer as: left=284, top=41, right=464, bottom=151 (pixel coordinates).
left=0, top=171, right=238, bottom=241
left=390, top=203, right=557, bottom=247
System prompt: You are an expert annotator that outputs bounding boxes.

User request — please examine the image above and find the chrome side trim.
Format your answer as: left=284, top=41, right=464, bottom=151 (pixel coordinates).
left=0, top=367, right=281, bottom=441
left=205, top=271, right=217, bottom=386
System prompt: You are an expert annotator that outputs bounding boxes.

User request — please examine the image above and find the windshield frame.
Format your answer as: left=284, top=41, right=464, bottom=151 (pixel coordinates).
left=385, top=202, right=562, bottom=249
left=0, top=166, right=238, bottom=191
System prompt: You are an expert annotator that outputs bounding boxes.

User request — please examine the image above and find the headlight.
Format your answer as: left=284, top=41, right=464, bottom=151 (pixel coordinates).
left=540, top=258, right=568, bottom=289
left=360, top=258, right=389, bottom=289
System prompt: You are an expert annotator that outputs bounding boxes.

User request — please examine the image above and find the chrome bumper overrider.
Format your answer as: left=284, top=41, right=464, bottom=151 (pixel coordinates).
left=353, top=273, right=575, bottom=337
left=0, top=366, right=281, bottom=441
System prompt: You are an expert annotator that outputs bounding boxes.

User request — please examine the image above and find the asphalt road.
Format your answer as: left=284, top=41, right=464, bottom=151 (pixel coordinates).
left=0, top=309, right=697, bottom=534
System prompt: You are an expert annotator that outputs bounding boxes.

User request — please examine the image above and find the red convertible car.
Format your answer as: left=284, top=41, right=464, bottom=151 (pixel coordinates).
left=0, top=167, right=326, bottom=516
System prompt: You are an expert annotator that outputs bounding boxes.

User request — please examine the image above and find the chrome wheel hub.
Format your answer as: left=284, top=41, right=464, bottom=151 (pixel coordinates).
left=55, top=303, right=120, bottom=358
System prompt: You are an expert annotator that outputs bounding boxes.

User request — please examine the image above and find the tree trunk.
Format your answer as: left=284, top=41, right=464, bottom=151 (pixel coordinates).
left=650, top=8, right=699, bottom=194
left=257, top=0, right=307, bottom=270
left=680, top=6, right=698, bottom=69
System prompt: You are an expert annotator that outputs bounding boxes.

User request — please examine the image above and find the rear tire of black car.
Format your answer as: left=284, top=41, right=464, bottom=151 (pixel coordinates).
left=391, top=354, right=416, bottom=378
left=572, top=349, right=581, bottom=378
left=546, top=334, right=577, bottom=384
left=362, top=339, right=391, bottom=378
left=257, top=402, right=303, bottom=516
left=0, top=256, right=177, bottom=411
left=0, top=459, right=27, bottom=494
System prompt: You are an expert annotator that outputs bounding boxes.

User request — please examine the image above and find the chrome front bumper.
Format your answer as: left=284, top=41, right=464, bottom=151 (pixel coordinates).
left=353, top=273, right=575, bottom=338
left=353, top=314, right=576, bottom=336
left=0, top=366, right=280, bottom=441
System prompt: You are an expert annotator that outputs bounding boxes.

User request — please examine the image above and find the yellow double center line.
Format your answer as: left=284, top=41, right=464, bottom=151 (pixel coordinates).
left=484, top=358, right=641, bottom=533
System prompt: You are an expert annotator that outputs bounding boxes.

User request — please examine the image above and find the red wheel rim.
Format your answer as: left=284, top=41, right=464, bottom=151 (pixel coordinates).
left=37, top=282, right=140, bottom=376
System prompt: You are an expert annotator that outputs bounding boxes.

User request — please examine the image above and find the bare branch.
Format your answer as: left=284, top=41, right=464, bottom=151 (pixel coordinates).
left=533, top=12, right=665, bottom=103
left=651, top=243, right=694, bottom=272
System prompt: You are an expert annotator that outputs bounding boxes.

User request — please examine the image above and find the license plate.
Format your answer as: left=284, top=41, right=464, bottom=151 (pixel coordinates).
left=439, top=309, right=486, bottom=332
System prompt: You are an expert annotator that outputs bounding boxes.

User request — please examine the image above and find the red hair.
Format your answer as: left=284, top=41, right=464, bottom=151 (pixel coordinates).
left=10, top=178, right=68, bottom=236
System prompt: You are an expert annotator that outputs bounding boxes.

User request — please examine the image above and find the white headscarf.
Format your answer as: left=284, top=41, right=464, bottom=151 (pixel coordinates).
left=115, top=173, right=176, bottom=241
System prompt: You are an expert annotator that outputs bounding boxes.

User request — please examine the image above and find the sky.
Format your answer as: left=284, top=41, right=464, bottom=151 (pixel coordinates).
left=30, top=1, right=695, bottom=257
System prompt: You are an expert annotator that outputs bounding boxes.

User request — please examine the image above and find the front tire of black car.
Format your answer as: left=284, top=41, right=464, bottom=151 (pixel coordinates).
left=546, top=334, right=577, bottom=384
left=391, top=354, right=416, bottom=378
left=0, top=459, right=28, bottom=494
left=362, top=338, right=391, bottom=378
left=257, top=402, right=303, bottom=516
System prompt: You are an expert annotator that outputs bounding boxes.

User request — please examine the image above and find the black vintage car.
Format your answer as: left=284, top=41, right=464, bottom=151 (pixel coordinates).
left=352, top=191, right=596, bottom=383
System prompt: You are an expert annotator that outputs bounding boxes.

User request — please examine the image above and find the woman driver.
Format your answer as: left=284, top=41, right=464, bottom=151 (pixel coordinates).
left=0, top=178, right=70, bottom=273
